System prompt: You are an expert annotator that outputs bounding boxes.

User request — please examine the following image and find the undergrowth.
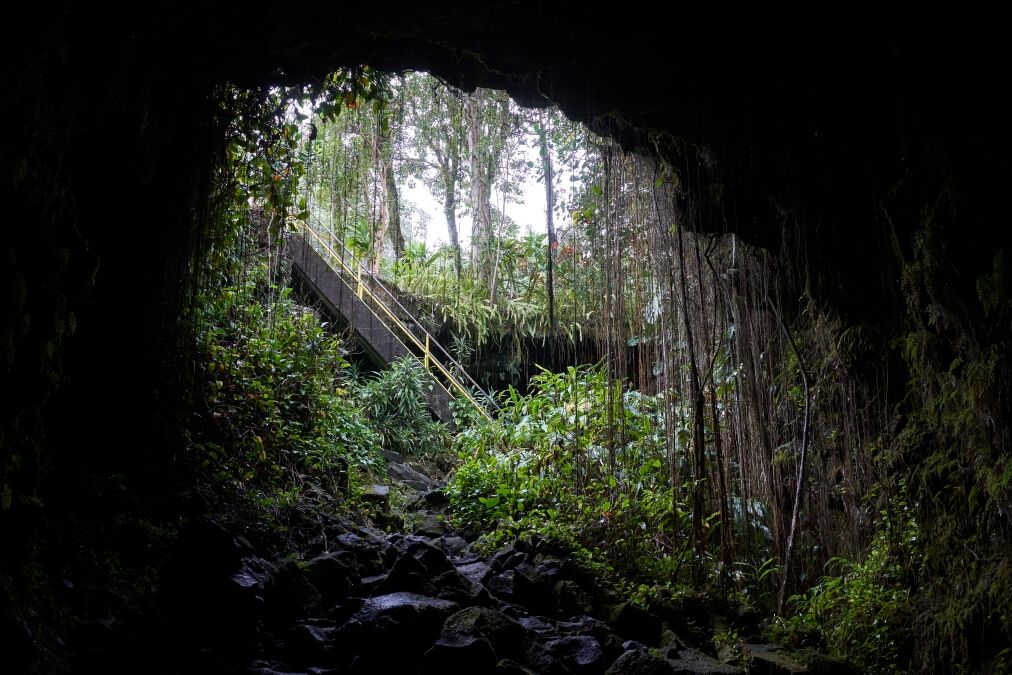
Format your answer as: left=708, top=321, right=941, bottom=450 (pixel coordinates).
left=187, top=255, right=382, bottom=518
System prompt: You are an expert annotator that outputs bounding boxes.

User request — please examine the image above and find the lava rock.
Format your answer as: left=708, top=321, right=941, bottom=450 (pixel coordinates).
left=743, top=643, right=806, bottom=674
left=609, top=602, right=662, bottom=645
left=333, top=532, right=389, bottom=576
left=387, top=461, right=438, bottom=491
left=555, top=578, right=595, bottom=615
left=303, top=550, right=361, bottom=601
left=518, top=615, right=556, bottom=635
left=434, top=534, right=470, bottom=558
left=404, top=538, right=454, bottom=575
left=456, top=560, right=493, bottom=587
left=268, top=560, right=322, bottom=625
left=492, top=547, right=530, bottom=571
left=421, top=633, right=498, bottom=674
left=335, top=592, right=460, bottom=673
left=545, top=634, right=605, bottom=674
left=361, top=484, right=390, bottom=510
left=606, top=648, right=676, bottom=674
left=419, top=488, right=450, bottom=507
left=557, top=614, right=606, bottom=636
left=432, top=568, right=490, bottom=605
left=442, top=606, right=527, bottom=658
left=284, top=619, right=340, bottom=665
left=411, top=511, right=448, bottom=537
left=376, top=548, right=435, bottom=595
left=490, top=564, right=549, bottom=608
left=666, top=647, right=743, bottom=674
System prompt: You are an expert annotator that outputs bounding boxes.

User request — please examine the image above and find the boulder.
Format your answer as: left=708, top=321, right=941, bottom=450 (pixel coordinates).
left=403, top=539, right=455, bottom=575
left=434, top=534, right=470, bottom=558
left=421, top=633, right=498, bottom=674
left=303, top=550, right=361, bottom=602
left=387, top=461, right=438, bottom=491
left=335, top=592, right=460, bottom=673
left=361, top=484, right=390, bottom=511
left=665, top=648, right=743, bottom=674
left=606, top=648, right=676, bottom=674
left=743, top=643, right=807, bottom=674
left=557, top=615, right=606, bottom=636
left=456, top=560, right=493, bottom=587
left=555, top=578, right=594, bottom=615
left=419, top=489, right=450, bottom=507
left=489, top=562, right=551, bottom=612
left=545, top=635, right=605, bottom=674
left=284, top=619, right=339, bottom=665
left=375, top=548, right=435, bottom=595
left=411, top=511, right=448, bottom=537
left=609, top=602, right=662, bottom=645
left=267, top=560, right=322, bottom=625
left=442, top=606, right=527, bottom=658
left=431, top=568, right=490, bottom=605
left=333, top=532, right=389, bottom=576
left=518, top=615, right=556, bottom=635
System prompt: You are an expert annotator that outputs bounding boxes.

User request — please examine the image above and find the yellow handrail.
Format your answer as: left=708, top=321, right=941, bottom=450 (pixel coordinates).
left=294, top=222, right=493, bottom=423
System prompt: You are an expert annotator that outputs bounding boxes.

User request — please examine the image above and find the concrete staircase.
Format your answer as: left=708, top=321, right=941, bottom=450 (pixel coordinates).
left=286, top=233, right=454, bottom=424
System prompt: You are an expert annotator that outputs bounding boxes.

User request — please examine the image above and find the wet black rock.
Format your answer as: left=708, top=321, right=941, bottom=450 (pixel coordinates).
left=545, top=634, right=606, bottom=674
left=666, top=647, right=743, bottom=674
left=421, top=632, right=498, bottom=674
left=303, top=549, right=361, bottom=602
left=334, top=592, right=460, bottom=673
left=607, top=648, right=676, bottom=675
left=442, top=606, right=527, bottom=659
left=609, top=601, right=662, bottom=645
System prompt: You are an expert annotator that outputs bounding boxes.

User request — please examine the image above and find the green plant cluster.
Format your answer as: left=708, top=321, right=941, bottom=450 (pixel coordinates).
left=356, top=356, right=452, bottom=457
left=774, top=486, right=922, bottom=673
left=190, top=261, right=381, bottom=498
left=390, top=232, right=591, bottom=350
left=446, top=364, right=687, bottom=583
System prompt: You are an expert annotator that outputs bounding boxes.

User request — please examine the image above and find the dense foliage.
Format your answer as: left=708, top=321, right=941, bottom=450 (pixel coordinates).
left=776, top=487, right=922, bottom=672
left=356, top=356, right=452, bottom=457
left=189, top=257, right=381, bottom=507
left=447, top=365, right=695, bottom=587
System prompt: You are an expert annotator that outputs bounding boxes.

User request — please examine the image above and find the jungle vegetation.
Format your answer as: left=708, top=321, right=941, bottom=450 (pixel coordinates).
left=173, top=69, right=1010, bottom=673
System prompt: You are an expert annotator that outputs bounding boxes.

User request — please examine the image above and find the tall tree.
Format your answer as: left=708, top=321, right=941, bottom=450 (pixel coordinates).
left=403, top=75, right=466, bottom=277
left=365, top=82, right=408, bottom=275
left=464, top=88, right=512, bottom=287
left=536, top=110, right=557, bottom=330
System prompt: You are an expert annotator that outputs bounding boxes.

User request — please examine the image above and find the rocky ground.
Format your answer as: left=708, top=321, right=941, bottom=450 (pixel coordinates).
left=83, top=452, right=854, bottom=674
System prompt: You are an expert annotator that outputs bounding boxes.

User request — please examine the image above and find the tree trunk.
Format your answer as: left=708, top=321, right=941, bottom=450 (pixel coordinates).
left=677, top=226, right=707, bottom=583
left=465, top=90, right=492, bottom=279
left=539, top=111, right=557, bottom=331
left=777, top=306, right=811, bottom=613
left=441, top=192, right=461, bottom=279
left=369, top=112, right=387, bottom=276
left=384, top=145, right=404, bottom=259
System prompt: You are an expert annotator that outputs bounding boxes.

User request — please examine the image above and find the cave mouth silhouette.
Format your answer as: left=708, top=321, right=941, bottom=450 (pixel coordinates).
left=2, top=6, right=1009, bottom=672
